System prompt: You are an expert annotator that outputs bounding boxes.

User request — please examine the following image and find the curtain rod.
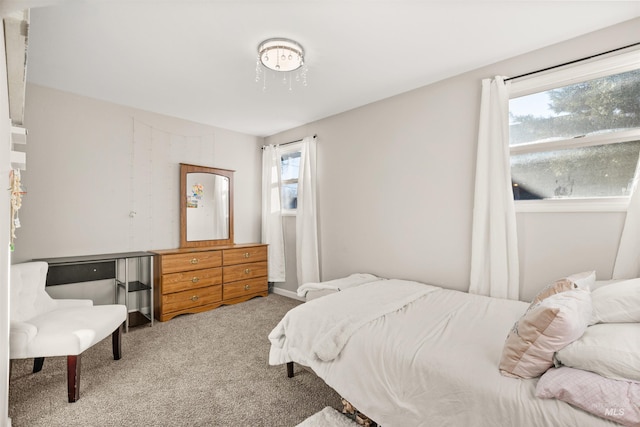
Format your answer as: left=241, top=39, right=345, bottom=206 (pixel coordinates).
left=504, top=41, right=640, bottom=82
left=261, top=134, right=317, bottom=150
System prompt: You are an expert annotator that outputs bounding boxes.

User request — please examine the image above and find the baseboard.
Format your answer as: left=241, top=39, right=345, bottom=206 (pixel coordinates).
left=271, top=287, right=305, bottom=302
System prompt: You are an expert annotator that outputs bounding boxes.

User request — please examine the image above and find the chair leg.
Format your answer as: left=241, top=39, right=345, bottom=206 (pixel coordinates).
left=65, top=324, right=122, bottom=403
left=67, top=355, right=81, bottom=403
left=33, top=357, right=45, bottom=373
left=287, top=361, right=294, bottom=378
left=112, top=322, right=123, bottom=360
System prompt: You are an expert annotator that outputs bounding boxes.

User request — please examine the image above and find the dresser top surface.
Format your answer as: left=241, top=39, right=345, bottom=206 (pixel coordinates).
left=150, top=243, right=266, bottom=256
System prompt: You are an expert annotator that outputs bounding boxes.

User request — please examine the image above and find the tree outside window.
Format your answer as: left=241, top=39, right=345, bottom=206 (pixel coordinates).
left=509, top=66, right=640, bottom=201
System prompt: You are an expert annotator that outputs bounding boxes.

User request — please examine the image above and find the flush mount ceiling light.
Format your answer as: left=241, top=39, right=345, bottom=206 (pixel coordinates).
left=256, top=37, right=308, bottom=91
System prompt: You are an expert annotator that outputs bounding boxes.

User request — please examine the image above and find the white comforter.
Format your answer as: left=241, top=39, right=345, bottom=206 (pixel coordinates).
left=270, top=279, right=439, bottom=364
left=295, top=273, right=382, bottom=298
left=269, top=282, right=617, bottom=427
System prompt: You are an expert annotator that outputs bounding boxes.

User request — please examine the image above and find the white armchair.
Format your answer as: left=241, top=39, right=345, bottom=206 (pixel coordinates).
left=9, top=261, right=127, bottom=402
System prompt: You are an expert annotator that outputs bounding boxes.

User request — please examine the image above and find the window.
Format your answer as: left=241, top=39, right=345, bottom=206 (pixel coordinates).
left=280, top=148, right=301, bottom=212
left=508, top=50, right=640, bottom=211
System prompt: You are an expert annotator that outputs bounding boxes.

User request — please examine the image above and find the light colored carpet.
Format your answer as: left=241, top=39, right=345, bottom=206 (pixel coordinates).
left=8, top=294, right=342, bottom=427
left=296, top=407, right=358, bottom=427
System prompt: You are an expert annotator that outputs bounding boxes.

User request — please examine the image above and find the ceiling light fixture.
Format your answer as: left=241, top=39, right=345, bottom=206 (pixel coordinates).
left=256, top=38, right=308, bottom=91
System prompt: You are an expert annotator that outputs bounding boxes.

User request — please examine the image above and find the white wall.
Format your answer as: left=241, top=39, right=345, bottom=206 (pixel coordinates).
left=267, top=18, right=639, bottom=301
left=0, top=19, right=13, bottom=427
left=11, top=84, right=263, bottom=301
left=13, top=84, right=264, bottom=262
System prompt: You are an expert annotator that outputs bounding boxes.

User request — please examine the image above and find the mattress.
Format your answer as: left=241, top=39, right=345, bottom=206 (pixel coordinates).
left=270, top=282, right=617, bottom=427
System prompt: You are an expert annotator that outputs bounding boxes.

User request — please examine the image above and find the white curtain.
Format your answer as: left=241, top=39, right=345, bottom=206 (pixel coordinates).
left=612, top=171, right=640, bottom=279
left=261, top=145, right=286, bottom=282
left=296, top=136, right=320, bottom=285
left=469, top=76, right=520, bottom=300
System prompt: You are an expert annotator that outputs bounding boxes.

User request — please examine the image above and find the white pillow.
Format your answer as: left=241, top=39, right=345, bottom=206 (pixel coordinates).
left=591, top=279, right=621, bottom=292
left=590, top=278, right=640, bottom=324
left=567, top=270, right=596, bottom=291
left=555, top=323, right=640, bottom=382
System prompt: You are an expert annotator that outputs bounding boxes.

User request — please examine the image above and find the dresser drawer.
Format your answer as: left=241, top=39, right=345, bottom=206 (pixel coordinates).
left=223, top=261, right=268, bottom=283
left=223, top=277, right=268, bottom=300
left=161, top=267, right=222, bottom=294
left=223, top=246, right=267, bottom=266
left=160, top=251, right=222, bottom=274
left=161, top=284, right=222, bottom=313
left=151, top=243, right=269, bottom=322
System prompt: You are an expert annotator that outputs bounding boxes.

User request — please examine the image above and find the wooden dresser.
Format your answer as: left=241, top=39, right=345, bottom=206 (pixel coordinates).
left=151, top=244, right=268, bottom=321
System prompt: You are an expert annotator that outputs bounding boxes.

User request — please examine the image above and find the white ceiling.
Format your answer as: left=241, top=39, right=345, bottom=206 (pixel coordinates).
left=16, top=1, right=640, bottom=137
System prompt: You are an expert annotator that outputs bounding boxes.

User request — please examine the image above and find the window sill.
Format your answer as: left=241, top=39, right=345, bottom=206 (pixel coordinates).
left=282, top=210, right=297, bottom=217
left=514, top=198, right=629, bottom=213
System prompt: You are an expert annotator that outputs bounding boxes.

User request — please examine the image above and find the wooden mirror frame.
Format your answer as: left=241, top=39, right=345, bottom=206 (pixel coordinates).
left=180, top=163, right=234, bottom=248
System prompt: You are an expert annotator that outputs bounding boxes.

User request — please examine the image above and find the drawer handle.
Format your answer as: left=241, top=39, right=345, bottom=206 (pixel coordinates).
left=191, top=295, right=199, bottom=302
left=244, top=284, right=250, bottom=291
left=243, top=252, right=250, bottom=258
left=191, top=277, right=200, bottom=283
left=244, top=268, right=251, bottom=274
left=190, top=258, right=199, bottom=264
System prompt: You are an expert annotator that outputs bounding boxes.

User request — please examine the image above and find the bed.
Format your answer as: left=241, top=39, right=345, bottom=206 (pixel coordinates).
left=269, top=277, right=639, bottom=426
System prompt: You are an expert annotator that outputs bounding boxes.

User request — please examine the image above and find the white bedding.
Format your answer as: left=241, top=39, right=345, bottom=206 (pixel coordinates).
left=269, top=283, right=617, bottom=427
left=270, top=280, right=439, bottom=364
left=296, top=273, right=382, bottom=298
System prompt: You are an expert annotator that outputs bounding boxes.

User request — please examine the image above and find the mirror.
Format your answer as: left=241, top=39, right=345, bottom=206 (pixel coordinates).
left=180, top=163, right=234, bottom=248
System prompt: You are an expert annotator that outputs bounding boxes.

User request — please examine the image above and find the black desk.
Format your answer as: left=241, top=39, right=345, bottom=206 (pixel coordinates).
left=34, top=251, right=154, bottom=331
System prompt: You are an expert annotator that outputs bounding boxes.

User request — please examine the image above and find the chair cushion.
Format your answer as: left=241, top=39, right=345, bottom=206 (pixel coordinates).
left=9, top=322, right=38, bottom=357
left=10, top=304, right=127, bottom=359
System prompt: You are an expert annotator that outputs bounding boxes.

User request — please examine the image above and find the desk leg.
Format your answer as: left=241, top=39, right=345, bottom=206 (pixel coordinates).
left=149, top=256, right=154, bottom=327
left=124, top=259, right=129, bottom=333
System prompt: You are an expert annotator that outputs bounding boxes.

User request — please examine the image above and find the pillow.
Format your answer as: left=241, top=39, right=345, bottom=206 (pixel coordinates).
left=590, top=278, right=640, bottom=324
left=591, top=279, right=622, bottom=292
left=530, top=271, right=595, bottom=306
left=536, top=367, right=640, bottom=427
left=499, top=289, right=591, bottom=379
left=554, top=323, right=640, bottom=382
left=567, top=270, right=596, bottom=291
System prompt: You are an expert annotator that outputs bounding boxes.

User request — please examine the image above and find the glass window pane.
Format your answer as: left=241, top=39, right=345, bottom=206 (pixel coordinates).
left=511, top=140, right=640, bottom=200
left=281, top=151, right=301, bottom=181
left=510, top=68, right=640, bottom=146
left=281, top=183, right=298, bottom=209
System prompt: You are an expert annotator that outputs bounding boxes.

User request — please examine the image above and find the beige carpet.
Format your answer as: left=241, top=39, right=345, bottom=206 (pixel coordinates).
left=8, top=294, right=342, bottom=427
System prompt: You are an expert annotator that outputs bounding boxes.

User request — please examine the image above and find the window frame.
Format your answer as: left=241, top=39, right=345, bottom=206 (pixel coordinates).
left=279, top=143, right=302, bottom=216
left=508, top=49, right=640, bottom=213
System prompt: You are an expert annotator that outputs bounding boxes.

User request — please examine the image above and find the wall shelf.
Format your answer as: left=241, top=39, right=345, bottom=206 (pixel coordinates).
left=10, top=124, right=26, bottom=170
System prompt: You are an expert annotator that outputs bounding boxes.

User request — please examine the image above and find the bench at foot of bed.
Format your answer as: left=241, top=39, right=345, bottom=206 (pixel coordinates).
left=341, top=398, right=378, bottom=427
left=286, top=363, right=378, bottom=426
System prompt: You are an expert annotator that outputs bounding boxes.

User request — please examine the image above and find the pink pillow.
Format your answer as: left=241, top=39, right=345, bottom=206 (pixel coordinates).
left=499, top=289, right=591, bottom=379
left=536, top=367, right=640, bottom=427
left=530, top=271, right=595, bottom=306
